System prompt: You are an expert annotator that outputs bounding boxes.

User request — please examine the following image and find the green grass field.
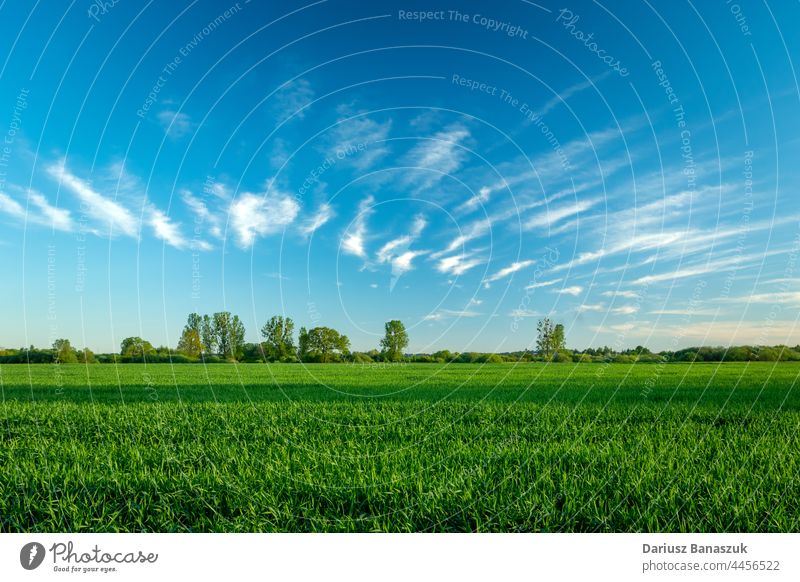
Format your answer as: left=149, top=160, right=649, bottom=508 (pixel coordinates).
left=1, top=362, right=798, bottom=532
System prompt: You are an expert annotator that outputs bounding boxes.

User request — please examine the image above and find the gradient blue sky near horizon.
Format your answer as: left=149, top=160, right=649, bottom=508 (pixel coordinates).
left=1, top=0, right=799, bottom=353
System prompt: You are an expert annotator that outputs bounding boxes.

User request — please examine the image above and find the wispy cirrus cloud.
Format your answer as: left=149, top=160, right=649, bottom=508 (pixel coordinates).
left=47, top=162, right=139, bottom=238
left=228, top=188, right=300, bottom=248
left=557, top=286, right=584, bottom=296
left=602, top=290, right=641, bottom=299
left=182, top=190, right=223, bottom=240
left=508, top=308, right=541, bottom=318
left=273, top=78, right=314, bottom=122
left=148, top=208, right=188, bottom=249
left=431, top=218, right=490, bottom=259
left=524, top=197, right=602, bottom=231
left=342, top=195, right=374, bottom=257
left=0, top=192, right=25, bottom=219
left=532, top=73, right=609, bottom=117
left=376, top=214, right=428, bottom=289
left=424, top=308, right=482, bottom=321
left=299, top=202, right=335, bottom=237
left=483, top=259, right=535, bottom=287
left=0, top=187, right=73, bottom=232
left=327, top=107, right=392, bottom=170
left=436, top=252, right=485, bottom=276
left=403, top=124, right=470, bottom=190
left=526, top=278, right=562, bottom=290
left=28, top=189, right=73, bottom=231
left=158, top=110, right=193, bottom=139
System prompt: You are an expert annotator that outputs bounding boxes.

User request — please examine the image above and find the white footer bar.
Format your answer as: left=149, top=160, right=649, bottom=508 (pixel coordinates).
left=1, top=533, right=797, bottom=581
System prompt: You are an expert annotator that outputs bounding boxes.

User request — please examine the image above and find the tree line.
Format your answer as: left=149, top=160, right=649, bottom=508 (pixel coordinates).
left=2, top=313, right=800, bottom=364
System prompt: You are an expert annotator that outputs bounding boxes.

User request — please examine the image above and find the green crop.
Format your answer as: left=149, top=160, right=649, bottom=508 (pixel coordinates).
left=0, top=362, right=798, bottom=532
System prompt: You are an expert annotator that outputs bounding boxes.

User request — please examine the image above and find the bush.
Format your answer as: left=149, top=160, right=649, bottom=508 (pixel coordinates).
left=552, top=350, right=573, bottom=363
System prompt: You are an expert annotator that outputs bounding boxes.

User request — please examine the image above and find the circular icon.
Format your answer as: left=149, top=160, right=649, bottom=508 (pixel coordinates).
left=20, top=542, right=46, bottom=570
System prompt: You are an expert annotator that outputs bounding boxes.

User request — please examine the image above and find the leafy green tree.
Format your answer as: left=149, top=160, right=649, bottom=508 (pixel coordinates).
left=379, top=320, right=409, bottom=362
left=52, top=339, right=78, bottom=363
left=211, top=312, right=246, bottom=360
left=536, top=318, right=554, bottom=357
left=305, top=326, right=350, bottom=363
left=201, top=314, right=216, bottom=355
left=298, top=326, right=309, bottom=361
left=120, top=337, right=155, bottom=360
left=241, top=342, right=267, bottom=363
left=260, top=316, right=295, bottom=361
left=552, top=323, right=566, bottom=352
left=77, top=347, right=95, bottom=364
left=177, top=313, right=205, bottom=357
left=432, top=350, right=455, bottom=362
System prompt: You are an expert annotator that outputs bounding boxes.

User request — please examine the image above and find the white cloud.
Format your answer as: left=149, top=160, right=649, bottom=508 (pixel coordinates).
left=228, top=189, right=300, bottom=248
left=650, top=308, right=720, bottom=316
left=376, top=214, right=427, bottom=290
left=557, top=286, right=584, bottom=296
left=436, top=253, right=485, bottom=276
left=592, top=320, right=800, bottom=347
left=158, top=110, right=193, bottom=139
left=274, top=79, right=314, bottom=121
left=47, top=162, right=139, bottom=237
left=0, top=192, right=25, bottom=219
left=509, top=308, right=540, bottom=318
left=612, top=305, right=640, bottom=315
left=720, top=292, right=800, bottom=306
left=390, top=250, right=427, bottom=276
left=376, top=215, right=426, bottom=263
left=148, top=208, right=187, bottom=249
left=483, top=259, right=535, bottom=286
left=525, top=197, right=602, bottom=230
left=631, top=254, right=749, bottom=286
left=299, top=202, right=335, bottom=237
left=462, top=186, right=493, bottom=212
left=403, top=124, right=470, bottom=191
left=533, top=73, right=608, bottom=117
left=431, top=218, right=490, bottom=259
left=182, top=190, right=222, bottom=241
left=577, top=303, right=605, bottom=313
left=342, top=195, right=374, bottom=257
left=602, top=290, right=641, bottom=299
left=526, top=278, right=562, bottom=290
left=328, top=110, right=392, bottom=170
left=27, top=189, right=73, bottom=231
left=424, top=308, right=482, bottom=321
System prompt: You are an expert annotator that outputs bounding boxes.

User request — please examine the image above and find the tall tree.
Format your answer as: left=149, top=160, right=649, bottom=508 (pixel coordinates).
left=536, top=318, right=554, bottom=358
left=52, top=338, right=78, bottom=363
left=260, top=316, right=295, bottom=361
left=552, top=323, right=566, bottom=352
left=201, top=314, right=216, bottom=355
left=177, top=313, right=204, bottom=357
left=379, top=320, right=409, bottom=362
left=298, top=326, right=309, bottom=361
left=211, top=312, right=245, bottom=360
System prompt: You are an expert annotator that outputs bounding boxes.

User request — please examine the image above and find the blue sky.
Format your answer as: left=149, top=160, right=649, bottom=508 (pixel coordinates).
left=1, top=0, right=799, bottom=353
